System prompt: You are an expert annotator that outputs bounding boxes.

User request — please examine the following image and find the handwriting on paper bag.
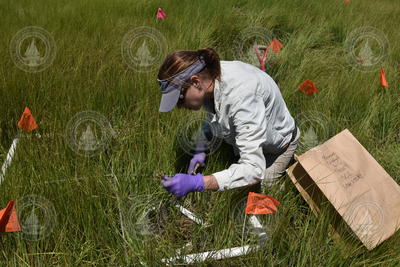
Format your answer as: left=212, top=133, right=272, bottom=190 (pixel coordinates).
left=322, top=151, right=364, bottom=189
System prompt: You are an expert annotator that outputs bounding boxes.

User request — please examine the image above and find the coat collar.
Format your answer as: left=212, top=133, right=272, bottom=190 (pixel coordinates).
left=213, top=80, right=218, bottom=113
left=202, top=78, right=221, bottom=118
left=203, top=63, right=226, bottom=122
left=213, top=78, right=223, bottom=116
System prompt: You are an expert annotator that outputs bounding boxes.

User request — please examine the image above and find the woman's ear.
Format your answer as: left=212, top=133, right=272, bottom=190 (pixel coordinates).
left=189, top=74, right=202, bottom=89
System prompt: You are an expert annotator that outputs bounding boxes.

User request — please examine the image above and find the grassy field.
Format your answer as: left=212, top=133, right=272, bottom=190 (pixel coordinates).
left=1, top=0, right=400, bottom=265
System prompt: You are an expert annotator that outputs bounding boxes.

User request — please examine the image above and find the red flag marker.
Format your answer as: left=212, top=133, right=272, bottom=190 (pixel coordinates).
left=0, top=200, right=21, bottom=232
left=298, top=79, right=319, bottom=95
left=156, top=8, right=167, bottom=19
left=268, top=38, right=283, bottom=53
left=245, top=192, right=280, bottom=215
left=380, top=68, right=389, bottom=87
left=17, top=107, right=38, bottom=132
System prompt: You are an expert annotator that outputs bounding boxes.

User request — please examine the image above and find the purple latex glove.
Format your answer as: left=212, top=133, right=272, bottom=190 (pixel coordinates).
left=187, top=152, right=206, bottom=174
left=161, top=173, right=205, bottom=198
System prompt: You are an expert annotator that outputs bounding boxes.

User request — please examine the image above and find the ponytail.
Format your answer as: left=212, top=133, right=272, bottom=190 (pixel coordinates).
left=197, top=47, right=221, bottom=82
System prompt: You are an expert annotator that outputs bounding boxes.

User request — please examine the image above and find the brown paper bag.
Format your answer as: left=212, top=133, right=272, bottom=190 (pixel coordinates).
left=286, top=128, right=400, bottom=251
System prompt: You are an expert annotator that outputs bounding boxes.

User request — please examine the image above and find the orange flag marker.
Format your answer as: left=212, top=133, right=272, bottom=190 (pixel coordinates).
left=17, top=107, right=38, bottom=132
left=268, top=38, right=283, bottom=53
left=298, top=79, right=319, bottom=95
left=245, top=192, right=280, bottom=215
left=156, top=8, right=167, bottom=19
left=1, top=107, right=38, bottom=184
left=0, top=200, right=21, bottom=232
left=380, top=68, right=389, bottom=87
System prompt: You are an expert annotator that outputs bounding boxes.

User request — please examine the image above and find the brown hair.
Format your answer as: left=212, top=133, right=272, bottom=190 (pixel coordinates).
left=157, top=47, right=221, bottom=87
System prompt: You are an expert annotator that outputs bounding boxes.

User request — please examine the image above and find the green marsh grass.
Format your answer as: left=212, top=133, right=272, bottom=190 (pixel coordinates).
left=0, top=0, right=399, bottom=265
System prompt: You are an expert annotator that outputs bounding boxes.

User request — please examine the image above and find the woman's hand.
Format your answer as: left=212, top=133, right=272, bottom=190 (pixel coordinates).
left=187, top=152, right=206, bottom=174
left=161, top=173, right=205, bottom=198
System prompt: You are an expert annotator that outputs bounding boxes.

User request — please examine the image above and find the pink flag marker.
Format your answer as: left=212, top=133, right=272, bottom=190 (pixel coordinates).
left=156, top=8, right=167, bottom=19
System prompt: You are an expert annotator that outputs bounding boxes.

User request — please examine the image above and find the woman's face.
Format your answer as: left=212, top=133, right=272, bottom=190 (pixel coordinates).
left=177, top=74, right=213, bottom=110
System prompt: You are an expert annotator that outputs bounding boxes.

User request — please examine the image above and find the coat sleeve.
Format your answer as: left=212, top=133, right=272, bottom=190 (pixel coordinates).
left=211, top=93, right=268, bottom=191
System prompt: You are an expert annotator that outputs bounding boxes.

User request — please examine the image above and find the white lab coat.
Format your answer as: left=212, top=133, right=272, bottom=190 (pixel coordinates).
left=196, top=60, right=297, bottom=192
